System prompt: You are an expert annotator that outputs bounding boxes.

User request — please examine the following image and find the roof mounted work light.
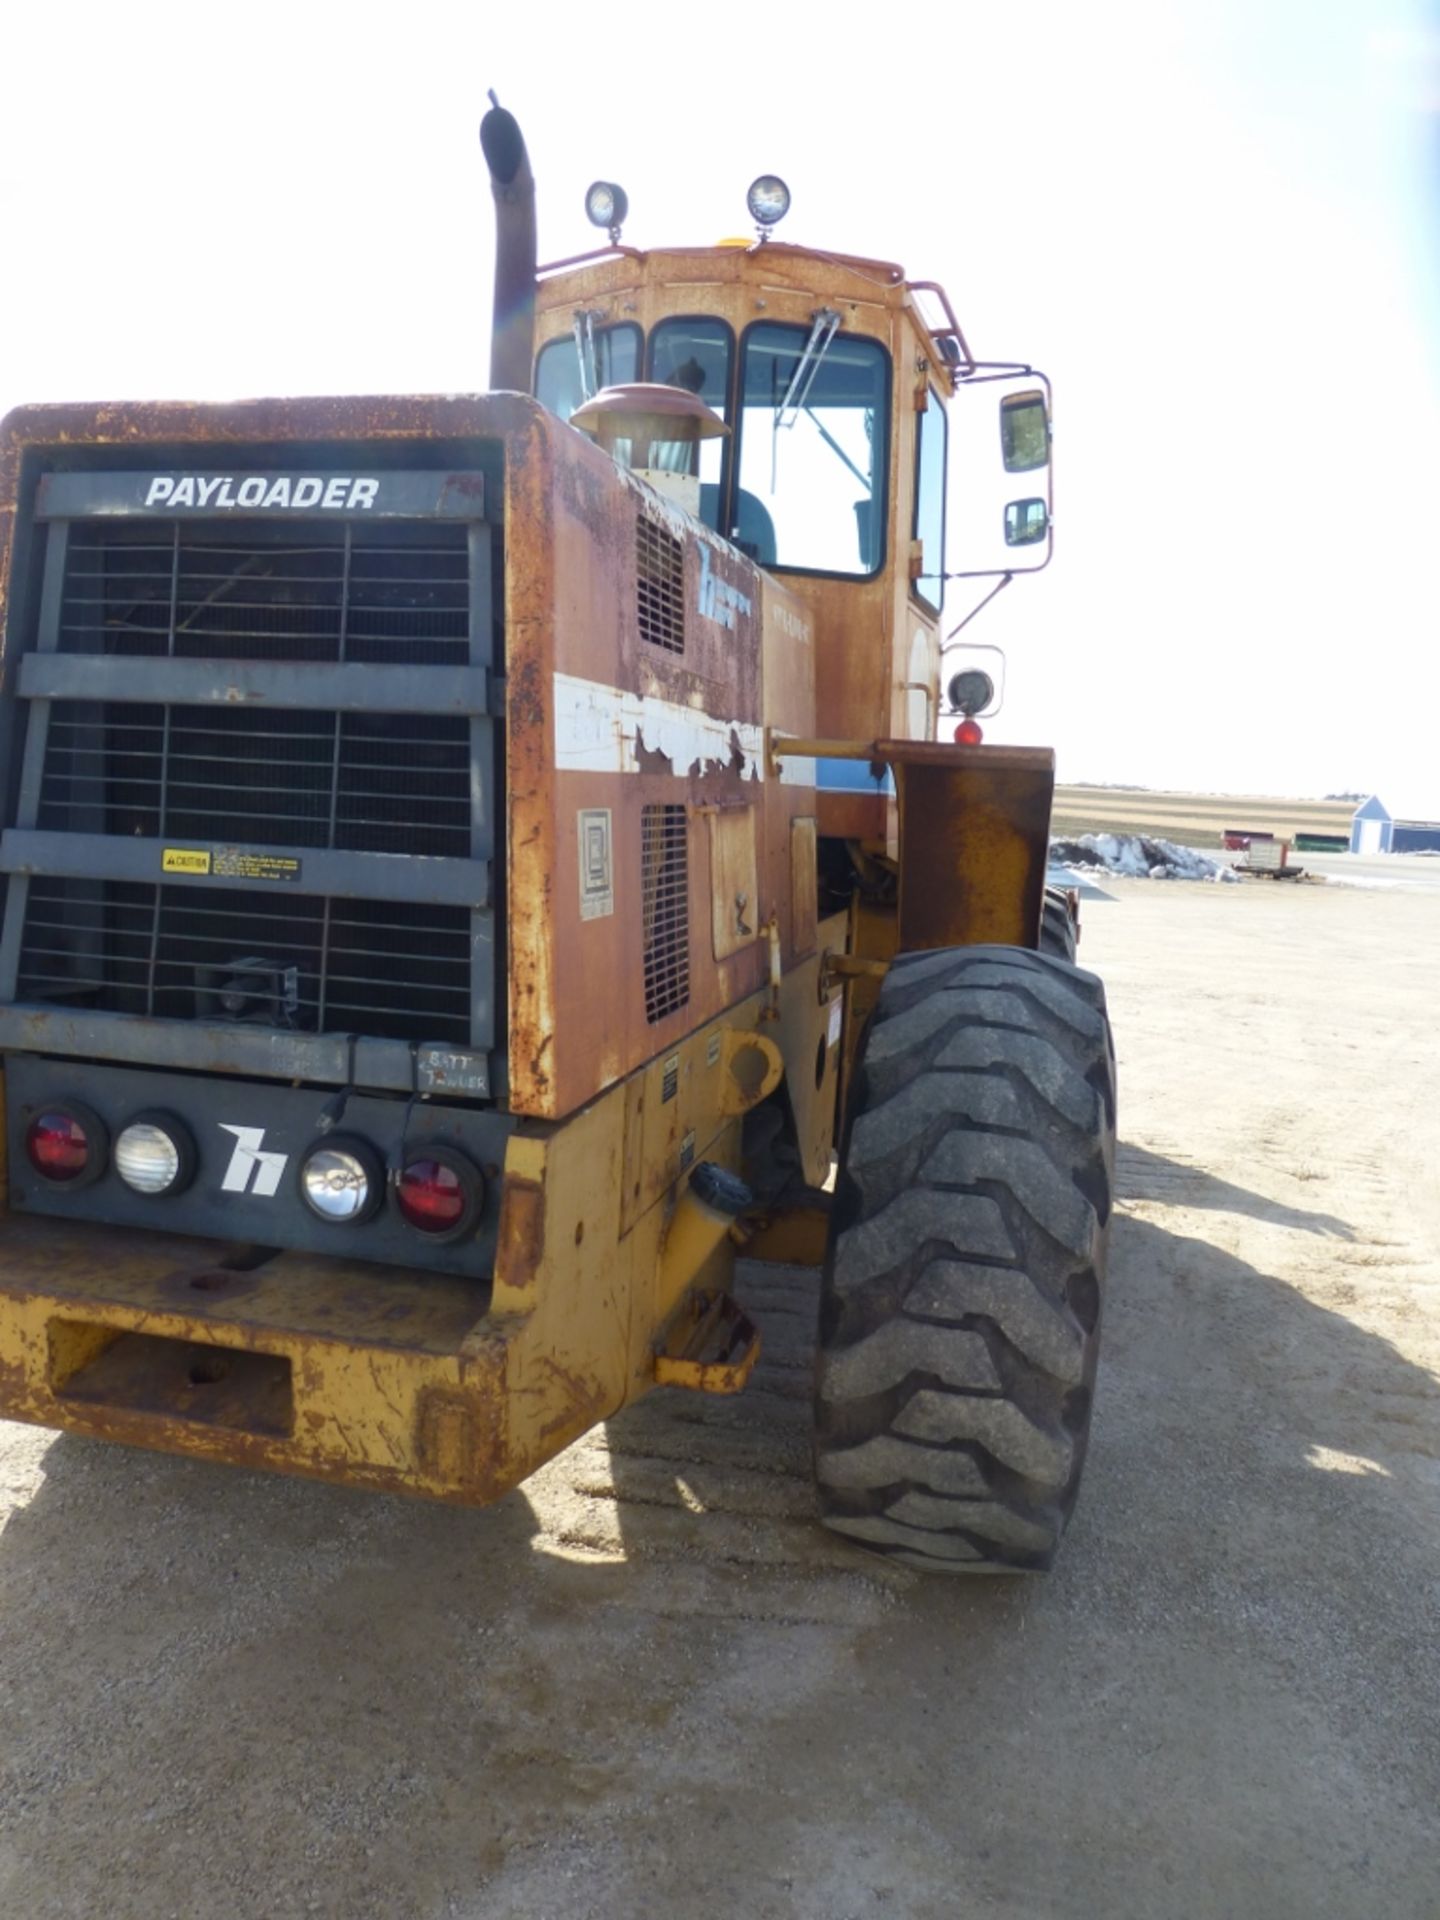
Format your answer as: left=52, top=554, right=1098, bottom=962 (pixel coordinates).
left=746, top=175, right=790, bottom=239
left=585, top=180, right=629, bottom=244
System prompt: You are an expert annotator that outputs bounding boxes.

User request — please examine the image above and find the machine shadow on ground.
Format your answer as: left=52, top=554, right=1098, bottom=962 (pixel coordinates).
left=0, top=1171, right=1436, bottom=1918
left=1116, top=1141, right=1357, bottom=1239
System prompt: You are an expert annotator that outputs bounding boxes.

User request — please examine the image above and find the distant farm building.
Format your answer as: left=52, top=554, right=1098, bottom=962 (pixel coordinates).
left=1350, top=795, right=1440, bottom=855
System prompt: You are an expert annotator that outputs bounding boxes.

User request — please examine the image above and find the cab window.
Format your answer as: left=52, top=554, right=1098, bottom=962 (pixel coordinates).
left=535, top=323, right=642, bottom=423
left=733, top=323, right=890, bottom=576
left=913, top=386, right=947, bottom=613
left=648, top=318, right=733, bottom=534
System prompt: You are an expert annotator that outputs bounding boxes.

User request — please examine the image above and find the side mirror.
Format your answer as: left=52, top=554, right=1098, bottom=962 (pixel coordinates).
left=946, top=370, right=1054, bottom=579
left=1000, top=390, right=1051, bottom=472
left=1005, top=498, right=1049, bottom=547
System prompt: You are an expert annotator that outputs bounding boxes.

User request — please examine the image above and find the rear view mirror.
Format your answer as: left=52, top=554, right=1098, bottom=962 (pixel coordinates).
left=947, top=369, right=1053, bottom=580
left=1000, top=390, right=1050, bottom=472
left=1005, top=498, right=1048, bottom=546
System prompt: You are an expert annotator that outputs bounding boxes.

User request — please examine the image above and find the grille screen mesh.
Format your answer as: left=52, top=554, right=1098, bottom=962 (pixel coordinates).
left=641, top=803, right=690, bottom=1022
left=636, top=515, right=684, bottom=654
left=18, top=878, right=472, bottom=1043
left=21, top=509, right=484, bottom=1049
left=38, top=703, right=471, bottom=857
left=59, top=520, right=470, bottom=664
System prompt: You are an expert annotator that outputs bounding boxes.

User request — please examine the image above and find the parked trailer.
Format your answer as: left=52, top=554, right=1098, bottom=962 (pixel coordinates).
left=1239, top=839, right=1304, bottom=880
left=1222, top=829, right=1276, bottom=852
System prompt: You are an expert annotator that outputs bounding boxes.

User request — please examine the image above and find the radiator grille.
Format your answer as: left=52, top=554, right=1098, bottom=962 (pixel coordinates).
left=59, top=520, right=470, bottom=664
left=17, top=878, right=472, bottom=1044
left=37, top=702, right=472, bottom=858
left=13, top=495, right=493, bottom=1060
left=636, top=515, right=684, bottom=654
left=641, top=803, right=690, bottom=1022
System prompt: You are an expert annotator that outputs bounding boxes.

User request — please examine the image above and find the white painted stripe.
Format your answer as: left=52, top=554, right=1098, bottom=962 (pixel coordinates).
left=767, top=731, right=815, bottom=788
left=554, top=671, right=766, bottom=781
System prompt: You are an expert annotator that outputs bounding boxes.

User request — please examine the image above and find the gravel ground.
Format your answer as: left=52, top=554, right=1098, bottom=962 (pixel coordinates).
left=2, top=878, right=1438, bottom=1918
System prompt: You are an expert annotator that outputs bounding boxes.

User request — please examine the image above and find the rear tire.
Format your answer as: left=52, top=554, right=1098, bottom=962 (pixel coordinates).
left=1040, top=885, right=1078, bottom=962
left=814, top=945, right=1115, bottom=1572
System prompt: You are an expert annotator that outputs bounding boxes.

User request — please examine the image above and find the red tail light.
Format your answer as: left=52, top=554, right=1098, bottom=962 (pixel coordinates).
left=395, top=1149, right=483, bottom=1240
left=25, top=1107, right=104, bottom=1185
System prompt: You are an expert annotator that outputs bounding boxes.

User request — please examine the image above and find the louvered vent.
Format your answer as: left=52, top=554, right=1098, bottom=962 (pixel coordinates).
left=636, top=514, right=684, bottom=653
left=641, top=804, right=690, bottom=1022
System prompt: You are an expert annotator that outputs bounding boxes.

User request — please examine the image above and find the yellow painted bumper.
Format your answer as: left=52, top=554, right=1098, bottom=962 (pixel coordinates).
left=0, top=1211, right=553, bottom=1502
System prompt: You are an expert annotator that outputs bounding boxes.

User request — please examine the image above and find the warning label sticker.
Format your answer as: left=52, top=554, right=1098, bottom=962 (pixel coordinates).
left=213, top=850, right=303, bottom=884
left=577, top=808, right=614, bottom=920
left=162, top=848, right=211, bottom=875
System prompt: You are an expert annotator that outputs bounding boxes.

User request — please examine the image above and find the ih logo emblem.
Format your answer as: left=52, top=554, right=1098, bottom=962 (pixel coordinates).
left=219, top=1124, right=289, bottom=1197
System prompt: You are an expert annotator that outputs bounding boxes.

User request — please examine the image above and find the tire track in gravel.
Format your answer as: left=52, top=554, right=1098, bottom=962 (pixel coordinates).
left=519, top=1261, right=912, bottom=1625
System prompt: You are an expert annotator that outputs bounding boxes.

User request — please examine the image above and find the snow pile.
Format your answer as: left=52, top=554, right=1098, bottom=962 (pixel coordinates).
left=1050, top=832, right=1240, bottom=883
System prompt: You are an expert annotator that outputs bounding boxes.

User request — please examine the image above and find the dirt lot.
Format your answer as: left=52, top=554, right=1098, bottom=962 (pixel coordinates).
left=2, top=878, right=1438, bottom=1919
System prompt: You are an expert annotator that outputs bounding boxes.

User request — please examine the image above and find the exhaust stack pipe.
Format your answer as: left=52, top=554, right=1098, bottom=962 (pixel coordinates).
left=480, top=92, right=537, bottom=394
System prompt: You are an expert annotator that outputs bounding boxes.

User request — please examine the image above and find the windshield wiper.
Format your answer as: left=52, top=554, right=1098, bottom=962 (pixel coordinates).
left=775, top=308, right=841, bottom=429
left=801, top=403, right=872, bottom=493
left=572, top=310, right=602, bottom=402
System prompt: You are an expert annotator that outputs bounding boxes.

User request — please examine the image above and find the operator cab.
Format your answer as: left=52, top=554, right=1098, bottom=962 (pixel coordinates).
left=539, top=312, right=889, bottom=580
left=525, top=168, right=1053, bottom=768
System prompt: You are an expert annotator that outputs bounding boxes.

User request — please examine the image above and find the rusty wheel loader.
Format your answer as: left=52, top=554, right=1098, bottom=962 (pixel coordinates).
left=0, top=100, right=1114, bottom=1573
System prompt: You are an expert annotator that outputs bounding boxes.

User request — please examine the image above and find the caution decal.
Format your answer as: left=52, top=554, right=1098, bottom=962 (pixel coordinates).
left=162, top=848, right=211, bottom=875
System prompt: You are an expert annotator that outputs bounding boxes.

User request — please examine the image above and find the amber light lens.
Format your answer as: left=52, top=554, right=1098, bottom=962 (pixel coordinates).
left=26, top=1111, right=92, bottom=1182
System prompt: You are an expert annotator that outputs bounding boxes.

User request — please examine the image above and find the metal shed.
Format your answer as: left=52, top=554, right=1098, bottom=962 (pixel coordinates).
left=1350, top=795, right=1440, bottom=854
left=1350, top=795, right=1392, bottom=854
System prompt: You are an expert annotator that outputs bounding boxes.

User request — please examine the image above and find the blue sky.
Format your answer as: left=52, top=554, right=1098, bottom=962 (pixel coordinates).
left=4, top=1, right=1435, bottom=800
